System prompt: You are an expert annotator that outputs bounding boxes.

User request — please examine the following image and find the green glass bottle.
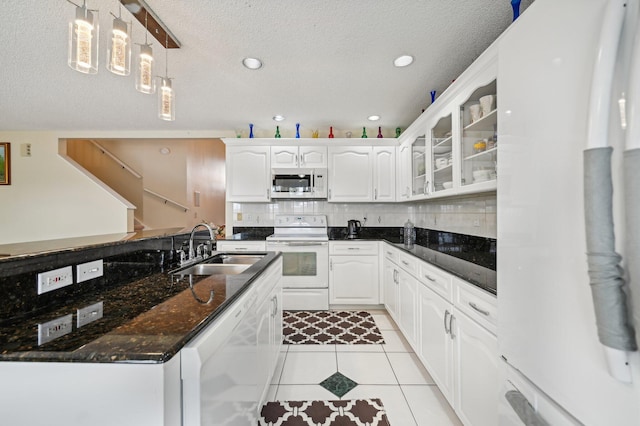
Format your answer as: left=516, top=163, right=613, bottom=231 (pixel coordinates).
left=275, top=126, right=281, bottom=138
left=395, top=127, right=401, bottom=138
left=361, top=127, right=368, bottom=138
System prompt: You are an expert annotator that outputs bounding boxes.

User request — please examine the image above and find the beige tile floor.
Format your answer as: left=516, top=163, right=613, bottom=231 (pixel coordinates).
left=266, top=309, right=462, bottom=426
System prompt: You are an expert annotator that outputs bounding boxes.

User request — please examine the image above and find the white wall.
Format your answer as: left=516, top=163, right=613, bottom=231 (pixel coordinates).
left=0, top=132, right=131, bottom=244
left=0, top=130, right=234, bottom=245
left=229, top=193, right=496, bottom=238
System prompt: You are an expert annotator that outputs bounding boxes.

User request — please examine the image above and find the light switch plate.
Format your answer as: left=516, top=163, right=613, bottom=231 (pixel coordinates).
left=76, top=259, right=103, bottom=283
left=38, top=314, right=73, bottom=345
left=37, top=266, right=73, bottom=294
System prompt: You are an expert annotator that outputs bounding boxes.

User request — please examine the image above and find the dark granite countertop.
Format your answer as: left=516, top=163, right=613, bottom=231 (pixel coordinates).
left=226, top=226, right=496, bottom=295
left=0, top=252, right=280, bottom=364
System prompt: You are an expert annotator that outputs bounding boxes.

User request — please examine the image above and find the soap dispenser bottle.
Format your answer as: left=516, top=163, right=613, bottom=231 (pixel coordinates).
left=403, top=219, right=416, bottom=249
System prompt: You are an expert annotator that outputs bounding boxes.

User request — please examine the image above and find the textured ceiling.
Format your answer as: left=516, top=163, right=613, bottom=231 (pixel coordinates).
left=0, top=0, right=533, bottom=136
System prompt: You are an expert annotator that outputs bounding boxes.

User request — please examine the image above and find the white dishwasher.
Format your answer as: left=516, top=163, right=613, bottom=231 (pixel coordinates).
left=181, top=285, right=258, bottom=426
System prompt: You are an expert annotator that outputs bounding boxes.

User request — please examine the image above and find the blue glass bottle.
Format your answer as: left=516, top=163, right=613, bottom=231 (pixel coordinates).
left=295, top=123, right=300, bottom=138
left=249, top=123, right=254, bottom=138
left=511, top=0, right=521, bottom=21
left=430, top=90, right=436, bottom=104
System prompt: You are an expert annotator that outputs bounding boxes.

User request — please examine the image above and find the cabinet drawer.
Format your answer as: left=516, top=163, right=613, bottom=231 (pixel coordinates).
left=216, top=240, right=266, bottom=251
left=454, top=277, right=497, bottom=334
left=397, top=252, right=418, bottom=276
left=382, top=244, right=399, bottom=263
left=329, top=241, right=379, bottom=255
left=418, top=261, right=453, bottom=302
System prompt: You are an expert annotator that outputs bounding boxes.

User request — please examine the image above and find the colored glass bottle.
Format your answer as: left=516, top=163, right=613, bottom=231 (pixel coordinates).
left=295, top=123, right=300, bottom=138
left=430, top=90, right=436, bottom=104
left=511, top=0, right=521, bottom=21
left=377, top=127, right=383, bottom=138
left=328, top=127, right=334, bottom=138
left=361, top=127, right=368, bottom=138
left=395, top=127, right=401, bottom=138
left=249, top=123, right=254, bottom=138
left=275, top=126, right=281, bottom=138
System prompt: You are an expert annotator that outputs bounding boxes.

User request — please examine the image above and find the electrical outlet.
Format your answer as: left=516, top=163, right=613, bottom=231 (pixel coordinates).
left=77, top=260, right=103, bottom=283
left=77, top=301, right=104, bottom=328
left=236, top=212, right=243, bottom=221
left=37, top=266, right=73, bottom=294
left=38, top=314, right=73, bottom=345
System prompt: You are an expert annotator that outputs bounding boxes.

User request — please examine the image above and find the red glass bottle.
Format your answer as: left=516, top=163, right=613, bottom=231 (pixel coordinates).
left=328, top=127, right=334, bottom=138
left=377, top=127, right=383, bottom=138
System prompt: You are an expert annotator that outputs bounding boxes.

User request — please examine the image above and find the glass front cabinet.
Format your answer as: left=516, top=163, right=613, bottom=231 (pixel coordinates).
left=397, top=54, right=497, bottom=201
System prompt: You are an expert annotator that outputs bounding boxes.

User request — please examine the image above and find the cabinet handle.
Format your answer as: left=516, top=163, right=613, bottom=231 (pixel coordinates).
left=424, top=274, right=436, bottom=282
left=444, top=310, right=450, bottom=334
left=449, top=314, right=455, bottom=340
left=328, top=188, right=332, bottom=199
left=271, top=295, right=278, bottom=317
left=386, top=251, right=393, bottom=256
left=295, top=154, right=299, bottom=166
left=401, top=260, right=409, bottom=266
left=330, top=259, right=333, bottom=271
left=393, top=269, right=398, bottom=283
left=347, top=247, right=360, bottom=250
left=469, top=302, right=490, bottom=316
left=374, top=188, right=378, bottom=200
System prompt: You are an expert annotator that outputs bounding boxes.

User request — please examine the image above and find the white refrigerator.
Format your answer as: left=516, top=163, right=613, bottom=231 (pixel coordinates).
left=497, top=0, right=640, bottom=424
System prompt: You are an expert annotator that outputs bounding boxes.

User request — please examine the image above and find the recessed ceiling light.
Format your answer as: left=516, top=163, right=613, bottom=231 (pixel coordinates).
left=242, top=57, right=263, bottom=70
left=393, top=55, right=414, bottom=67
left=368, top=115, right=380, bottom=121
left=159, top=147, right=171, bottom=155
left=273, top=115, right=285, bottom=122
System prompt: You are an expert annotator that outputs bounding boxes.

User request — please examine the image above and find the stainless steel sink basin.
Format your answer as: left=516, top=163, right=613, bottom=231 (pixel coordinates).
left=207, top=254, right=265, bottom=265
left=176, top=263, right=251, bottom=275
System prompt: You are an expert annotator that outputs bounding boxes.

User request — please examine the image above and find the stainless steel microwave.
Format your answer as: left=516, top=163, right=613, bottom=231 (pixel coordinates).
left=271, top=168, right=327, bottom=199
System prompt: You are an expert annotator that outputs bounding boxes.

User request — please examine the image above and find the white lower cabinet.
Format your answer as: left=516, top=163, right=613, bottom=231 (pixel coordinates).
left=418, top=282, right=455, bottom=403
left=452, top=307, right=499, bottom=426
left=382, top=242, right=497, bottom=426
left=329, top=241, right=379, bottom=305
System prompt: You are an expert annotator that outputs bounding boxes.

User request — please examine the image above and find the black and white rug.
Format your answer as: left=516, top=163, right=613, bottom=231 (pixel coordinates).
left=283, top=311, right=385, bottom=345
left=259, top=398, right=391, bottom=426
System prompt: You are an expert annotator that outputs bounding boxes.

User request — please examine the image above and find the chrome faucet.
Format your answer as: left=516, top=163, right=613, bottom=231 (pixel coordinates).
left=184, top=223, right=216, bottom=265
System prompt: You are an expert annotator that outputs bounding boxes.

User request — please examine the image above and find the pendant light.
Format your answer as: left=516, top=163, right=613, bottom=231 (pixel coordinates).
left=106, top=5, right=131, bottom=76
left=135, top=12, right=155, bottom=94
left=67, top=0, right=99, bottom=74
left=158, top=35, right=175, bottom=121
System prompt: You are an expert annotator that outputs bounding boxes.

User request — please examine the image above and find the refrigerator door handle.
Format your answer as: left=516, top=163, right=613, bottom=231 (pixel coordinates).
left=504, top=389, right=551, bottom=426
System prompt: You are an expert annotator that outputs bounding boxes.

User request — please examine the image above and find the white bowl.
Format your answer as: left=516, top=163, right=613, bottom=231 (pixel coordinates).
left=442, top=181, right=453, bottom=189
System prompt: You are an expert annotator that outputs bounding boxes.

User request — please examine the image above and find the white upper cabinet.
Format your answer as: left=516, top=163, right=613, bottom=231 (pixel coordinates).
left=225, top=146, right=270, bottom=202
left=373, top=146, right=396, bottom=202
left=327, top=146, right=373, bottom=202
left=271, top=146, right=327, bottom=169
left=396, top=143, right=412, bottom=201
left=327, top=146, right=396, bottom=202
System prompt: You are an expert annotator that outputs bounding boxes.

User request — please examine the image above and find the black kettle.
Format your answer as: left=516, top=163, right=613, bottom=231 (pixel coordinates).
left=347, top=220, right=361, bottom=238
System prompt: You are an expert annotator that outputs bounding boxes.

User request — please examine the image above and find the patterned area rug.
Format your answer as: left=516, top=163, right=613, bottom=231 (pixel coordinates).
left=283, top=311, right=385, bottom=344
left=259, top=399, right=391, bottom=426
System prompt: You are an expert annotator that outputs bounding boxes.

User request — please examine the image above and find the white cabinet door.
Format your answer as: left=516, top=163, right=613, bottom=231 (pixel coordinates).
left=418, top=282, right=455, bottom=405
left=328, top=147, right=373, bottom=202
left=271, top=146, right=327, bottom=168
left=299, top=146, right=328, bottom=168
left=383, top=257, right=399, bottom=321
left=452, top=309, right=498, bottom=426
left=226, top=146, right=270, bottom=202
left=329, top=255, right=379, bottom=304
left=396, top=143, right=411, bottom=201
left=271, top=146, right=298, bottom=168
left=398, top=269, right=418, bottom=349
left=373, top=146, right=396, bottom=202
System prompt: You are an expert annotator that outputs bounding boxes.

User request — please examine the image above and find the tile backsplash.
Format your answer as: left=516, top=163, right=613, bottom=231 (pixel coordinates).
left=228, top=193, right=496, bottom=239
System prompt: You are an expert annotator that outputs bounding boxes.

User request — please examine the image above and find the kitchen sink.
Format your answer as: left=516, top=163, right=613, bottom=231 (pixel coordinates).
left=176, top=263, right=250, bottom=275
left=172, top=253, right=265, bottom=276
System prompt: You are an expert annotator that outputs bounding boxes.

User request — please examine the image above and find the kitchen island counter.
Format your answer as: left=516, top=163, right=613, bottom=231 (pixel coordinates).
left=0, top=252, right=280, bottom=363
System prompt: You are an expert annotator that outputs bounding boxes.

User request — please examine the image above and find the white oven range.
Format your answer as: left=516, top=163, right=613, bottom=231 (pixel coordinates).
left=266, top=215, right=329, bottom=310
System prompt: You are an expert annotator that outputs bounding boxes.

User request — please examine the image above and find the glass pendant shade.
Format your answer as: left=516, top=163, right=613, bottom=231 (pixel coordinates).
left=136, top=44, right=156, bottom=94
left=68, top=4, right=99, bottom=74
left=106, top=17, right=131, bottom=76
left=158, top=77, right=175, bottom=121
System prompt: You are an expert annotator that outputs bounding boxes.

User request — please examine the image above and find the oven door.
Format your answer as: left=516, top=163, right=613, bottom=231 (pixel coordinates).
left=265, top=241, right=328, bottom=289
